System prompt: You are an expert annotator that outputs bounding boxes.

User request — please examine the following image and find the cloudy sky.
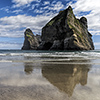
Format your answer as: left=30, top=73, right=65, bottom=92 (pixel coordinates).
left=0, top=0, right=100, bottom=49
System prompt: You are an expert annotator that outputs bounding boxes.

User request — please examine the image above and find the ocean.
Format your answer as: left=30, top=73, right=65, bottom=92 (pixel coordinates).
left=0, top=50, right=100, bottom=100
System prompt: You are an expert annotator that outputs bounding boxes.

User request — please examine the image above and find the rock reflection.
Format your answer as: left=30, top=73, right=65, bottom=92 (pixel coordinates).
left=24, top=63, right=34, bottom=75
left=23, top=56, right=91, bottom=96
left=42, top=64, right=91, bottom=97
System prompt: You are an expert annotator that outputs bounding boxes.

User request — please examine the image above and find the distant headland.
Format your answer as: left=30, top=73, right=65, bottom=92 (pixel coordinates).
left=22, top=6, right=94, bottom=50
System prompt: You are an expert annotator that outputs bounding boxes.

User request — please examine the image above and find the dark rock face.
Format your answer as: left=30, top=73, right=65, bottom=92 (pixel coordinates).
left=22, top=29, right=39, bottom=50
left=36, top=34, right=41, bottom=44
left=38, top=6, right=94, bottom=50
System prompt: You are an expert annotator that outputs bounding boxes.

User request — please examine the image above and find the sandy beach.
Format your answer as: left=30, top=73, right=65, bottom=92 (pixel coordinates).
left=0, top=61, right=100, bottom=100
left=0, top=50, right=100, bottom=100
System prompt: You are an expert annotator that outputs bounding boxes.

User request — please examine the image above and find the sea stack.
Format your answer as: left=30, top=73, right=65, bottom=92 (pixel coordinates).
left=22, top=28, right=39, bottom=50
left=38, top=6, right=94, bottom=50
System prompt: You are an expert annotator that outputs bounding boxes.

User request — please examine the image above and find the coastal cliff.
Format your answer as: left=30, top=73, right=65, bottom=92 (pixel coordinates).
left=22, top=6, right=94, bottom=50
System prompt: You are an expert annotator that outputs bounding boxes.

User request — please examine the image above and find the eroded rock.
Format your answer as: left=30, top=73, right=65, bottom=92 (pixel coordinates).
left=38, top=6, right=94, bottom=50
left=22, top=29, right=39, bottom=50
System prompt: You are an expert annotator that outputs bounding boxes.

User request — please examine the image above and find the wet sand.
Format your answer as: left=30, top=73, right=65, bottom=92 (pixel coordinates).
left=0, top=61, right=100, bottom=100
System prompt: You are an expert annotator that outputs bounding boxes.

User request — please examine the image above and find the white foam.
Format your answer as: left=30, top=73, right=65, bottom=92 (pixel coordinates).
left=81, top=52, right=100, bottom=59
left=0, top=51, right=100, bottom=63
left=0, top=60, right=12, bottom=62
left=0, top=53, right=7, bottom=56
left=10, top=53, right=24, bottom=56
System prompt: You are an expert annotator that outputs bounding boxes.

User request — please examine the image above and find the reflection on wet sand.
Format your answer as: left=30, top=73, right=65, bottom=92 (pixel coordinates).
left=24, top=59, right=91, bottom=97
left=24, top=63, right=33, bottom=74
left=42, top=64, right=91, bottom=97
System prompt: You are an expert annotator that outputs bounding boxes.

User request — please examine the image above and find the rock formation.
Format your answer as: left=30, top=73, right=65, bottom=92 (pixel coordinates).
left=38, top=6, right=94, bottom=50
left=22, top=28, right=39, bottom=50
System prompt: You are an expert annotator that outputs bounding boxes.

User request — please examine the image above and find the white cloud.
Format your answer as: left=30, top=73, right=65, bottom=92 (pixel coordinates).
left=94, top=42, right=100, bottom=49
left=12, top=9, right=23, bottom=14
left=12, top=0, right=40, bottom=7
left=31, top=5, right=35, bottom=10
left=0, top=42, right=22, bottom=49
left=70, top=0, right=100, bottom=35
left=0, top=14, right=55, bottom=37
left=50, top=1, right=64, bottom=11
left=43, top=6, right=49, bottom=10
left=34, top=9, right=44, bottom=13
left=37, top=1, right=64, bottom=12
left=43, top=1, right=50, bottom=5
left=94, top=42, right=100, bottom=46
left=72, top=0, right=100, bottom=13
left=89, top=30, right=100, bottom=35
left=0, top=7, right=10, bottom=13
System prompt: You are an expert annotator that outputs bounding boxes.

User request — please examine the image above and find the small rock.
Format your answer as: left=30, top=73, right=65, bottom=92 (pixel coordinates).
left=22, top=28, right=39, bottom=50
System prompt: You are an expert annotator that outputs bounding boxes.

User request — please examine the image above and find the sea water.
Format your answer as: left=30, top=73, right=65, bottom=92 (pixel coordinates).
left=0, top=50, right=100, bottom=100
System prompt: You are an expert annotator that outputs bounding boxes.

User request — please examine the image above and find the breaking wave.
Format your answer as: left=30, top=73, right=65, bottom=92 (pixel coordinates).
left=0, top=50, right=100, bottom=64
